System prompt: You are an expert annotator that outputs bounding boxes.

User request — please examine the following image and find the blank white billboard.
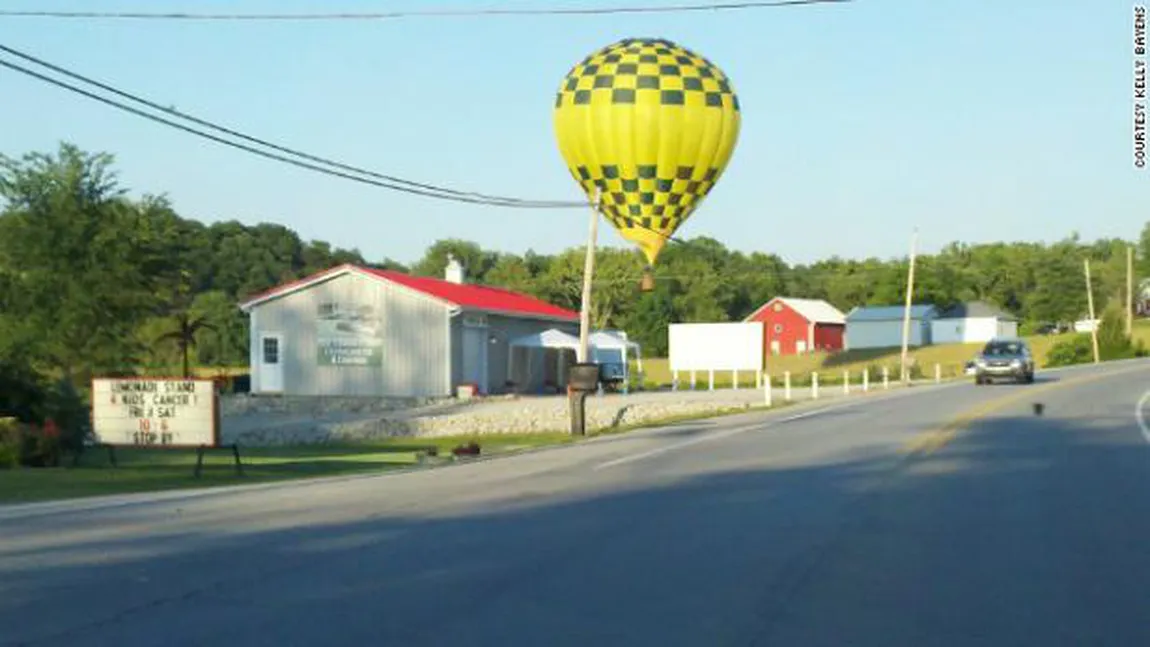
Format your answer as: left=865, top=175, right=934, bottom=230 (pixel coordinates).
left=669, top=323, right=763, bottom=372
left=92, top=378, right=219, bottom=448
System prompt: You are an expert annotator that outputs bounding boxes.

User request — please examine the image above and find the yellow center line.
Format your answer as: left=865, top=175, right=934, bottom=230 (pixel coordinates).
left=901, top=364, right=1149, bottom=457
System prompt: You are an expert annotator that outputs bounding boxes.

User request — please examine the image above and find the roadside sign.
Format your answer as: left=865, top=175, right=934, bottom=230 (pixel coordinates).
left=91, top=377, right=219, bottom=448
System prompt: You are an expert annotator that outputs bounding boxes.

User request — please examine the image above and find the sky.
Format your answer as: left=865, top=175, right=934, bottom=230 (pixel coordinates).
left=0, top=0, right=1145, bottom=267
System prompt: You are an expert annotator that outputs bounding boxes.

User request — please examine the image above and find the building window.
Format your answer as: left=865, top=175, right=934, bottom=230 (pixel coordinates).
left=774, top=324, right=783, bottom=334
left=263, top=337, right=279, bottom=364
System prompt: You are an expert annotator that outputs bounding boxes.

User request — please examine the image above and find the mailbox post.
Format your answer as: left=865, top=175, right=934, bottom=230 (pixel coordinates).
left=567, top=363, right=600, bottom=436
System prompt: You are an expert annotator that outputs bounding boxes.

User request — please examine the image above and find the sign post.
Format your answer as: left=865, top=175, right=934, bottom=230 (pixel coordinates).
left=91, top=377, right=241, bottom=477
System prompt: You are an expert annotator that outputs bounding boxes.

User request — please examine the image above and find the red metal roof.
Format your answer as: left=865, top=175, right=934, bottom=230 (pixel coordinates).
left=237, top=264, right=349, bottom=308
left=240, top=264, right=578, bottom=321
left=361, top=268, right=578, bottom=320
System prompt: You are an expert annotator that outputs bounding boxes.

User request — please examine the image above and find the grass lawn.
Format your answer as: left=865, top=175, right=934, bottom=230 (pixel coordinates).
left=0, top=433, right=572, bottom=505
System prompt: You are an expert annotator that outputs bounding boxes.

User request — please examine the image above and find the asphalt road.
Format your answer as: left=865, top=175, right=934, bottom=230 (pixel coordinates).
left=3, top=360, right=1150, bottom=646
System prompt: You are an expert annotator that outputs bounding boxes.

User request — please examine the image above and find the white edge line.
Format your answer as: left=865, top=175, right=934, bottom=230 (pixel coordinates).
left=1136, top=389, right=1150, bottom=445
left=591, top=423, right=761, bottom=471
left=591, top=393, right=890, bottom=471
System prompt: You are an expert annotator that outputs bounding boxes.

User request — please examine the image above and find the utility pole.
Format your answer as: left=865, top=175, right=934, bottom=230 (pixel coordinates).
left=568, top=190, right=601, bottom=437
left=899, top=228, right=918, bottom=385
left=577, top=190, right=601, bottom=363
left=1084, top=258, right=1100, bottom=364
left=1127, top=246, right=1135, bottom=337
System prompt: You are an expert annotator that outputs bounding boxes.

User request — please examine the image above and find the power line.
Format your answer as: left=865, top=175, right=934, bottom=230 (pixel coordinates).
left=0, top=43, right=700, bottom=243
left=0, top=45, right=716, bottom=244
left=0, top=1, right=851, bottom=22
left=0, top=56, right=587, bottom=208
left=0, top=44, right=583, bottom=208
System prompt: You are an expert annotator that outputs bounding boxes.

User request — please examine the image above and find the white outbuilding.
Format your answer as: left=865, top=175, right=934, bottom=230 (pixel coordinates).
left=930, top=301, right=1019, bottom=344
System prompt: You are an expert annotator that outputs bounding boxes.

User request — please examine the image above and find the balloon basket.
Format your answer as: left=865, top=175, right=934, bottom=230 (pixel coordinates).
left=640, top=271, right=655, bottom=292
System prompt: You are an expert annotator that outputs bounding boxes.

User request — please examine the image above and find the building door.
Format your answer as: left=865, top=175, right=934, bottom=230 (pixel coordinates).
left=796, top=340, right=807, bottom=354
left=259, top=334, right=284, bottom=393
left=462, top=326, right=488, bottom=393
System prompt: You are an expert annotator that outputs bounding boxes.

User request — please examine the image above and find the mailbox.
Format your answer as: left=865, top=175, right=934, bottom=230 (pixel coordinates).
left=567, top=363, right=600, bottom=392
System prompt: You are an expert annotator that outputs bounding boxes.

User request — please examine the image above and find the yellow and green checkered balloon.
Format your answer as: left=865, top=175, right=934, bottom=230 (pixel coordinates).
left=554, top=38, right=741, bottom=269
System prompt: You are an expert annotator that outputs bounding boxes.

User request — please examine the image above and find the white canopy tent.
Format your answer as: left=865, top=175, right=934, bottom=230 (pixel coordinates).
left=507, top=328, right=642, bottom=395
left=508, top=328, right=583, bottom=351
left=588, top=330, right=642, bottom=394
left=506, top=329, right=581, bottom=394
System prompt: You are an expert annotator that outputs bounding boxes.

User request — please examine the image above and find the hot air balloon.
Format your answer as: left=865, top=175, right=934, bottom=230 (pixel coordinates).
left=553, top=37, right=741, bottom=290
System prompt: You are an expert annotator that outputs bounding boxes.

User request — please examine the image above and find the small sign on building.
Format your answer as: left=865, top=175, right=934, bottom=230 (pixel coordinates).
left=91, top=378, right=220, bottom=448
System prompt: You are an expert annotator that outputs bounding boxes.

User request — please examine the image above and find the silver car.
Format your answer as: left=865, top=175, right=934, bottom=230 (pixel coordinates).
left=973, top=338, right=1035, bottom=385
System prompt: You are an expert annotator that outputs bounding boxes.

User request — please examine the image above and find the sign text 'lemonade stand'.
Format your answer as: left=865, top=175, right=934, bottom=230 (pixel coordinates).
left=92, top=378, right=218, bottom=447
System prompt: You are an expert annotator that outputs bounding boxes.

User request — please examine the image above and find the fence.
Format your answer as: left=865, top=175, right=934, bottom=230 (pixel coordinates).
left=662, top=361, right=972, bottom=397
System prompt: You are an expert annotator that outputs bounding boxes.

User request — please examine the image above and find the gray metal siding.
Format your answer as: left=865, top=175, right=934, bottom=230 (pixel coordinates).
left=250, top=273, right=450, bottom=397
left=450, top=318, right=464, bottom=389
left=448, top=314, right=579, bottom=394
left=486, top=315, right=578, bottom=393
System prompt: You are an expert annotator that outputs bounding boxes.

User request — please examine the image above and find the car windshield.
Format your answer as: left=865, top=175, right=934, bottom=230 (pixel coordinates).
left=983, top=341, right=1024, bottom=356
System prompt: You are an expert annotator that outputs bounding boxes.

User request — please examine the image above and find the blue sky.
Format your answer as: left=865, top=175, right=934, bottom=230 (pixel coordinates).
left=0, top=0, right=1144, bottom=266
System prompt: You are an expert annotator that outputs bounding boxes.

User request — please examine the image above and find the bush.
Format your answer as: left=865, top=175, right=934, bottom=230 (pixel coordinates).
left=0, top=416, right=63, bottom=468
left=1044, top=307, right=1143, bottom=367
left=20, top=421, right=62, bottom=467
left=42, top=378, right=91, bottom=456
left=0, top=417, right=19, bottom=469
left=1045, top=335, right=1094, bottom=367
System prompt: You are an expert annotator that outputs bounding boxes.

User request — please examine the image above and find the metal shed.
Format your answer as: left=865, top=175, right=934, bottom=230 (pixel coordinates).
left=237, top=260, right=579, bottom=397
left=931, top=301, right=1019, bottom=344
left=844, top=304, right=939, bottom=350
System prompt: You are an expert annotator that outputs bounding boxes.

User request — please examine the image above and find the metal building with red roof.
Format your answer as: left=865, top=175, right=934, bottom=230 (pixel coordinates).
left=238, top=258, right=579, bottom=397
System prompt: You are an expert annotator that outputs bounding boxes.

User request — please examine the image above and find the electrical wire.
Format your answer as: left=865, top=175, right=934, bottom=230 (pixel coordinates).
left=0, top=56, right=591, bottom=207
left=0, top=1, right=851, bottom=22
left=0, top=43, right=584, bottom=208
left=0, top=47, right=739, bottom=245
left=0, top=45, right=701, bottom=243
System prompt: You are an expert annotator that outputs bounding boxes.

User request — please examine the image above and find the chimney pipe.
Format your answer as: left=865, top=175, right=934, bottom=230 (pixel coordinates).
left=445, top=254, right=465, bottom=284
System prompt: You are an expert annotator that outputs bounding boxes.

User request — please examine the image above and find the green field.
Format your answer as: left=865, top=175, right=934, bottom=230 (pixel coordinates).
left=0, top=433, right=572, bottom=504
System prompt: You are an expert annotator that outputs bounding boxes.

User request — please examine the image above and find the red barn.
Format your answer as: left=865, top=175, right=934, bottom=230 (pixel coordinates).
left=744, top=297, right=846, bottom=356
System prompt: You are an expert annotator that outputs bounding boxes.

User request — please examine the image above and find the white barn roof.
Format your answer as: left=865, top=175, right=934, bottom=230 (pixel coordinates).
left=771, top=297, right=846, bottom=324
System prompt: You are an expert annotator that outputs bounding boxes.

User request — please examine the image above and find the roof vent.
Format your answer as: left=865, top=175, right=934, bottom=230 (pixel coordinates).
left=444, top=254, right=465, bottom=284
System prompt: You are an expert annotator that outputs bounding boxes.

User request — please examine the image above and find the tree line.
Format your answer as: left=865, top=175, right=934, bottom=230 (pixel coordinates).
left=0, top=142, right=1143, bottom=415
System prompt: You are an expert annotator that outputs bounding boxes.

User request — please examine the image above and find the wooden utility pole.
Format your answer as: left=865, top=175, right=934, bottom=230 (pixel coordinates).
left=899, top=228, right=918, bottom=385
left=1127, top=246, right=1135, bottom=337
left=1084, top=259, right=1100, bottom=364
left=577, top=190, right=601, bottom=364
